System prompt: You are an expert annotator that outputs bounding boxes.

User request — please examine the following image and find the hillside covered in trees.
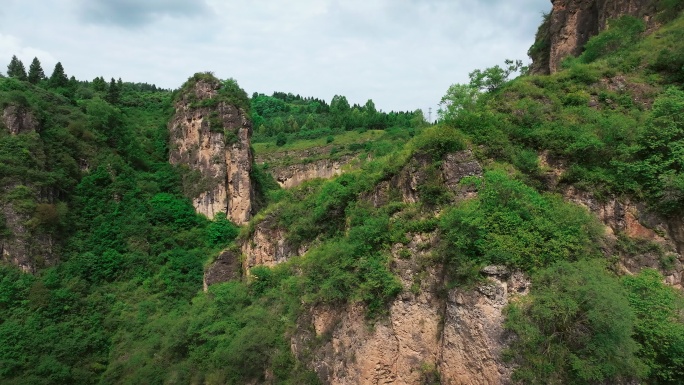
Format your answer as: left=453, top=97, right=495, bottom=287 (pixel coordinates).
left=1, top=1, right=684, bottom=384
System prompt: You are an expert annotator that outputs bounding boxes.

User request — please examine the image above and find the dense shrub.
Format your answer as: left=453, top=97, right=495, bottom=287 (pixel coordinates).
left=506, top=260, right=646, bottom=384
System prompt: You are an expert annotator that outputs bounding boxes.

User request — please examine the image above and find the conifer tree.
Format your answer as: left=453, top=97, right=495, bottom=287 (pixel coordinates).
left=106, top=77, right=120, bottom=104
left=92, top=76, right=107, bottom=92
left=27, top=57, right=46, bottom=84
left=7, top=55, right=27, bottom=81
left=49, top=62, right=68, bottom=88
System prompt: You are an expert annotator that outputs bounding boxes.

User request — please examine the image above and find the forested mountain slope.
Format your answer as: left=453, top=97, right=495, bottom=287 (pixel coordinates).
left=0, top=1, right=684, bottom=384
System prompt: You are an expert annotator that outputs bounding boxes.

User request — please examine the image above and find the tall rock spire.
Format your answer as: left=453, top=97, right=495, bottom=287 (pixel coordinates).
left=168, top=73, right=253, bottom=225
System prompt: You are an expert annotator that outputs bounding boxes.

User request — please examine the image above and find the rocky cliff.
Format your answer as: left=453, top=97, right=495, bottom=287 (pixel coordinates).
left=540, top=152, right=684, bottom=288
left=292, top=234, right=528, bottom=385
left=530, top=0, right=656, bottom=74
left=256, top=146, right=361, bottom=189
left=268, top=156, right=355, bottom=189
left=1, top=106, right=55, bottom=273
left=168, top=75, right=254, bottom=225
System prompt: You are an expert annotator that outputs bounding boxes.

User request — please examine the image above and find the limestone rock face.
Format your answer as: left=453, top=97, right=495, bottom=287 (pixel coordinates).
left=2, top=105, right=38, bottom=135
left=541, top=153, right=684, bottom=288
left=270, top=156, right=354, bottom=189
left=565, top=187, right=684, bottom=288
left=365, top=150, right=482, bottom=207
left=168, top=77, right=253, bottom=224
left=240, top=214, right=309, bottom=273
left=1, top=189, right=56, bottom=273
left=533, top=0, right=656, bottom=74
left=1, top=109, right=55, bottom=273
left=292, top=233, right=528, bottom=385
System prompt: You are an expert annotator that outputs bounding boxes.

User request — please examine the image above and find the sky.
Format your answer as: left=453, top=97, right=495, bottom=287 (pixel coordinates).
left=0, top=0, right=551, bottom=114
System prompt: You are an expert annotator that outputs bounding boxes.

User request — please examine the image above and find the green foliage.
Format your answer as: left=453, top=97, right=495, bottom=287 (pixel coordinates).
left=657, top=0, right=684, bottom=21
left=439, top=171, right=601, bottom=281
left=506, top=260, right=646, bottom=384
left=469, top=59, right=526, bottom=93
left=206, top=212, right=239, bottom=248
left=580, top=16, right=646, bottom=63
left=276, top=131, right=287, bottom=146
left=438, top=83, right=478, bottom=121
left=622, top=269, right=684, bottom=383
left=48, top=62, right=68, bottom=89
left=27, top=57, right=45, bottom=84
left=177, top=73, right=250, bottom=113
left=412, top=125, right=467, bottom=160
left=251, top=90, right=422, bottom=142
left=528, top=12, right=552, bottom=71
left=297, top=207, right=402, bottom=317
left=6, top=55, right=27, bottom=81
left=622, top=87, right=684, bottom=214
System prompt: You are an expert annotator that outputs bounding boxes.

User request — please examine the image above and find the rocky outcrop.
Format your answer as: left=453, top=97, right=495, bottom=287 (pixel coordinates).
left=269, top=156, right=355, bottom=189
left=1, top=193, right=56, bottom=273
left=1, top=109, right=55, bottom=273
left=292, top=233, right=529, bottom=385
left=240, top=214, right=309, bottom=273
left=203, top=248, right=242, bottom=291
left=564, top=187, right=684, bottom=288
left=532, top=0, right=656, bottom=74
left=365, top=150, right=482, bottom=207
left=540, top=153, right=684, bottom=288
left=168, top=76, right=253, bottom=224
left=2, top=105, right=38, bottom=135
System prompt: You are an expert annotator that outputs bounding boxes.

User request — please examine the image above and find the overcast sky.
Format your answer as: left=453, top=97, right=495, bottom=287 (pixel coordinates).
left=0, top=0, right=550, bottom=113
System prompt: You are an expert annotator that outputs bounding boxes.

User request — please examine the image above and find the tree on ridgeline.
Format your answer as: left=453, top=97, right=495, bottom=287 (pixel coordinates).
left=49, top=62, right=69, bottom=88
left=92, top=76, right=107, bottom=92
left=28, top=57, right=46, bottom=84
left=106, top=77, right=120, bottom=104
left=7, top=55, right=27, bottom=81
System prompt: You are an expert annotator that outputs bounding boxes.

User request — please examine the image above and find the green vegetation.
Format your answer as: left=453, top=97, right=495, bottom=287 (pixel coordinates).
left=2, top=6, right=684, bottom=384
left=439, top=170, right=602, bottom=283
left=250, top=90, right=426, bottom=147
left=505, top=260, right=646, bottom=384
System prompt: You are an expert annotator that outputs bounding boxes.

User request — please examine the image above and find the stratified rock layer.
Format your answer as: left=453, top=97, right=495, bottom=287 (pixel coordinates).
left=533, top=0, right=656, bottom=74
left=168, top=78, right=253, bottom=224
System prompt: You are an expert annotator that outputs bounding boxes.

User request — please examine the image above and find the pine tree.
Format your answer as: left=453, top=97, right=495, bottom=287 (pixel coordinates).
left=7, top=55, right=27, bottom=81
left=49, top=62, right=68, bottom=88
left=27, top=57, right=46, bottom=84
left=106, top=77, right=120, bottom=104
left=92, top=76, right=107, bottom=92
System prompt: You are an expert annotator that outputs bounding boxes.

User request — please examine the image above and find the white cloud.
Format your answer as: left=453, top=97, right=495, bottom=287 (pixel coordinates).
left=0, top=34, right=58, bottom=75
left=0, top=0, right=551, bottom=112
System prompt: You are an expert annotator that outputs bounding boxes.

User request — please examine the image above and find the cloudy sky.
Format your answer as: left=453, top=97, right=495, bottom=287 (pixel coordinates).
left=0, top=0, right=550, bottom=113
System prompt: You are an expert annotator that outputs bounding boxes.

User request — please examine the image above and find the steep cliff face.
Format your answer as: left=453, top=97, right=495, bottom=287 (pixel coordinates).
left=1, top=199, right=55, bottom=273
left=269, top=156, right=355, bottom=189
left=1, top=107, right=55, bottom=273
left=2, top=105, right=38, bottom=135
left=240, top=214, right=306, bottom=272
left=540, top=153, right=684, bottom=288
left=168, top=75, right=253, bottom=224
left=292, top=234, right=528, bottom=385
left=564, top=187, right=684, bottom=288
left=531, top=0, right=656, bottom=74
